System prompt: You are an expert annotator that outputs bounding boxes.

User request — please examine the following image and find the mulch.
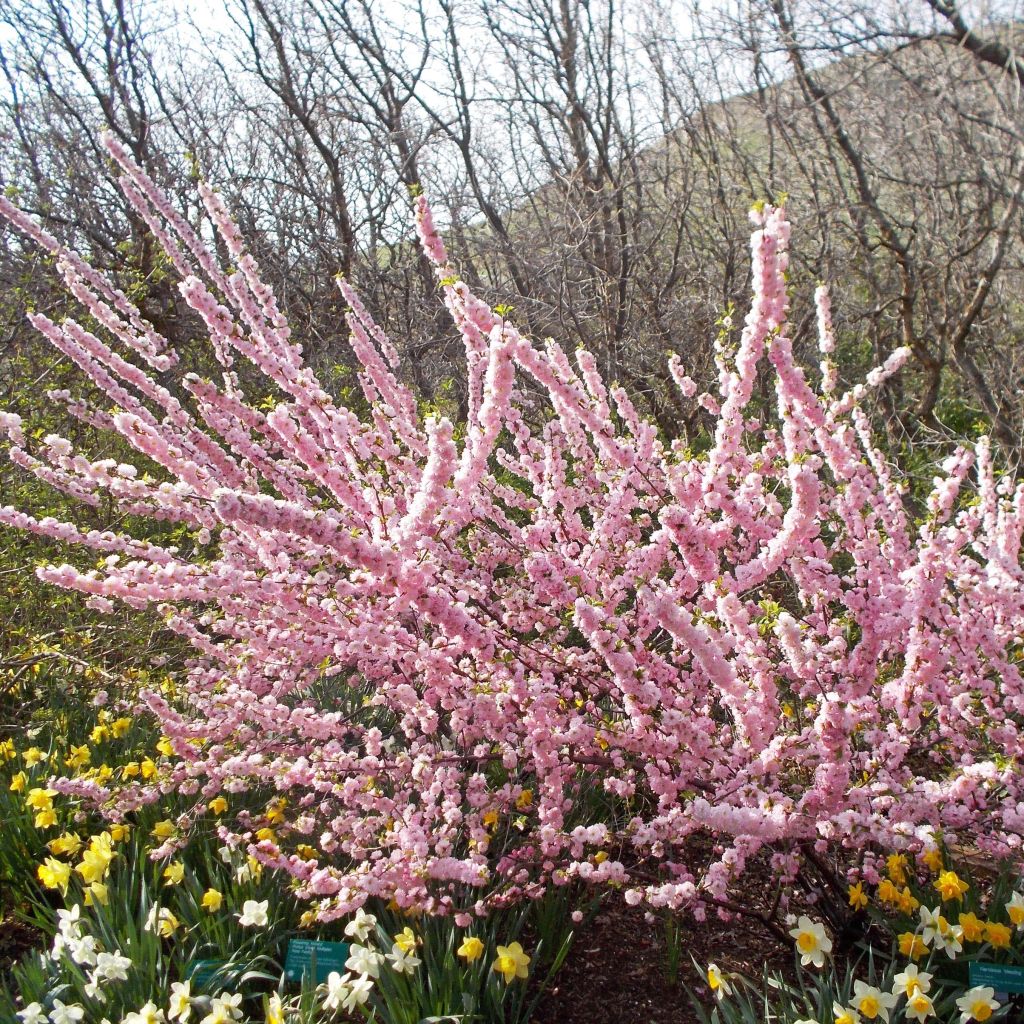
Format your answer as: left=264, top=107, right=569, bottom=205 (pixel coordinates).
left=533, top=898, right=791, bottom=1024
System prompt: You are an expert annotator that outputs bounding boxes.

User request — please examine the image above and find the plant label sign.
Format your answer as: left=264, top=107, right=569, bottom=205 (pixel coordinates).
left=185, top=959, right=229, bottom=989
left=969, top=961, right=1024, bottom=994
left=284, top=939, right=350, bottom=983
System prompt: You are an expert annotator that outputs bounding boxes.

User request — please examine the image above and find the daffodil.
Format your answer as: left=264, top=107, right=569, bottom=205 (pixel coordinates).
left=1006, top=892, right=1024, bottom=927
left=22, top=748, right=46, bottom=767
left=886, top=853, right=908, bottom=885
left=25, top=787, right=55, bottom=810
left=789, top=916, right=832, bottom=968
left=151, top=819, right=175, bottom=840
left=905, top=992, right=936, bottom=1022
left=343, top=908, right=377, bottom=942
left=984, top=920, right=1012, bottom=948
left=457, top=935, right=485, bottom=961
left=201, top=888, right=223, bottom=913
left=491, top=941, right=530, bottom=983
left=64, top=745, right=91, bottom=770
left=919, top=847, right=943, bottom=873
left=9, top=770, right=27, bottom=792
left=48, top=832, right=83, bottom=857
left=933, top=870, right=969, bottom=902
left=852, top=980, right=896, bottom=1022
left=892, top=964, right=932, bottom=998
left=898, top=931, right=928, bottom=959
left=515, top=788, right=533, bottom=810
left=834, top=1004, right=861, bottom=1024
left=168, top=980, right=191, bottom=1022
left=208, top=796, right=228, bottom=815
left=707, top=962, right=731, bottom=1000
left=393, top=926, right=419, bottom=953
left=955, top=986, right=1000, bottom=1023
left=38, top=856, right=71, bottom=895
left=848, top=881, right=868, bottom=910
left=85, top=881, right=109, bottom=906
left=238, top=899, right=270, bottom=927
left=163, top=860, right=185, bottom=885
left=959, top=912, right=985, bottom=942
left=386, top=942, right=422, bottom=974
left=264, top=993, right=284, bottom=1024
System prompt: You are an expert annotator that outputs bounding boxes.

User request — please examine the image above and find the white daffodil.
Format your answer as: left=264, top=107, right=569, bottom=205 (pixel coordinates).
left=706, top=963, right=731, bottom=1000
left=168, top=980, right=192, bottom=1022
left=94, top=950, right=131, bottom=983
left=788, top=915, right=833, bottom=968
left=345, top=942, right=384, bottom=979
left=341, top=973, right=374, bottom=1012
left=385, top=942, right=422, bottom=975
left=122, top=1003, right=165, bottom=1024
left=237, top=899, right=269, bottom=928
left=344, top=908, right=377, bottom=943
left=321, top=971, right=348, bottom=1012
left=892, top=963, right=932, bottom=998
left=17, top=1004, right=47, bottom=1024
left=955, top=986, right=999, bottom=1023
left=1006, top=891, right=1024, bottom=928
left=48, top=1001, right=86, bottom=1024
left=852, top=980, right=897, bottom=1022
left=905, top=991, right=936, bottom=1022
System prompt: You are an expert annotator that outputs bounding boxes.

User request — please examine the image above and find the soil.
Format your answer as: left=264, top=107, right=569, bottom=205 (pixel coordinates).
left=532, top=899, right=791, bottom=1024
left=0, top=914, right=41, bottom=981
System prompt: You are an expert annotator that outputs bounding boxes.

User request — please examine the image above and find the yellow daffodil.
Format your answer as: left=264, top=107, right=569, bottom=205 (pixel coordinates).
left=25, top=787, right=55, bottom=810
left=122, top=761, right=141, bottom=779
left=76, top=833, right=115, bottom=884
left=393, top=927, right=419, bottom=953
left=295, top=844, right=317, bottom=860
left=140, top=758, right=158, bottom=779
left=156, top=736, right=174, bottom=756
left=22, top=748, right=46, bottom=767
left=707, top=963, right=731, bottom=1000
left=897, top=887, right=920, bottom=915
left=208, top=796, right=228, bottom=815
left=48, top=832, right=83, bottom=857
left=593, top=850, right=608, bottom=865
left=34, top=808, right=57, bottom=829
left=9, top=770, right=27, bottom=793
left=898, top=931, right=928, bottom=960
left=110, top=823, right=131, bottom=842
left=933, top=870, right=969, bottom=902
left=85, top=881, right=109, bottom=906
left=491, top=941, right=530, bottom=983
left=201, top=888, right=223, bottom=913
left=110, top=717, right=132, bottom=738
left=38, top=857, right=71, bottom=895
left=0, top=739, right=14, bottom=760
left=64, top=745, right=91, bottom=770
left=984, top=920, right=1012, bottom=948
left=848, top=881, right=868, bottom=910
left=482, top=809, right=499, bottom=828
left=920, top=847, right=943, bottom=873
left=163, top=861, right=185, bottom=885
left=887, top=852, right=909, bottom=885
left=151, top=819, right=176, bottom=840
left=90, top=725, right=109, bottom=744
left=255, top=827, right=276, bottom=843
left=959, top=912, right=986, bottom=943
left=515, top=789, right=533, bottom=811
left=457, top=936, right=485, bottom=961
left=266, top=797, right=287, bottom=824
left=877, top=879, right=900, bottom=905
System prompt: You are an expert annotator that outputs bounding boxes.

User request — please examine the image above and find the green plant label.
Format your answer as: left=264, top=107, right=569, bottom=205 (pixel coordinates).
left=284, top=939, right=350, bottom=983
left=185, top=958, right=229, bottom=989
left=969, top=961, right=1024, bottom=994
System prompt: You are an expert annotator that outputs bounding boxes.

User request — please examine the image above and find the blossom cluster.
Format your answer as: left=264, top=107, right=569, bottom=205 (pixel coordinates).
left=2, top=135, right=1024, bottom=921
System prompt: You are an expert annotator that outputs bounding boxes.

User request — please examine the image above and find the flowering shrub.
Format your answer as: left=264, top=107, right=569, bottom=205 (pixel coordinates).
left=2, top=134, right=1024, bottom=926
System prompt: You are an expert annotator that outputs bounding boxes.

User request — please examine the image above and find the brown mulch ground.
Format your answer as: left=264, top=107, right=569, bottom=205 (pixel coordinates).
left=0, top=915, right=41, bottom=978
left=533, top=900, right=791, bottom=1024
